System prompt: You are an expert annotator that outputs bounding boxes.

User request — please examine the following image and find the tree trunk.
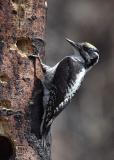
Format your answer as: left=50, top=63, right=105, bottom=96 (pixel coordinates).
left=0, top=0, right=48, bottom=159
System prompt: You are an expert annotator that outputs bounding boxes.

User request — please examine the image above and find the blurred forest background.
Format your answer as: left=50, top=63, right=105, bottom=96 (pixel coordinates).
left=45, top=0, right=114, bottom=160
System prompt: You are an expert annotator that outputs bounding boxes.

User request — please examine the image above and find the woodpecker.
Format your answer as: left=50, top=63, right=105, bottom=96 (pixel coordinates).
left=30, top=38, right=99, bottom=147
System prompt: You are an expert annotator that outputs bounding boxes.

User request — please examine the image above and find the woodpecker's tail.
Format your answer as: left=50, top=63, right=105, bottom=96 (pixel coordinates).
left=40, top=121, right=51, bottom=149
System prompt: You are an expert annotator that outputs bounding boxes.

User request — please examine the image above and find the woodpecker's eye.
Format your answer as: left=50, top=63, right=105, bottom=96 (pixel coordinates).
left=83, top=45, right=99, bottom=54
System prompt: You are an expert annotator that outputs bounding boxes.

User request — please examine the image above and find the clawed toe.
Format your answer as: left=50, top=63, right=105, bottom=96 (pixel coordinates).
left=28, top=54, right=39, bottom=59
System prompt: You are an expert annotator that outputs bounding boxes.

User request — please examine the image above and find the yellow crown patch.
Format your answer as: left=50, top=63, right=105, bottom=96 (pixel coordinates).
left=85, top=42, right=97, bottom=50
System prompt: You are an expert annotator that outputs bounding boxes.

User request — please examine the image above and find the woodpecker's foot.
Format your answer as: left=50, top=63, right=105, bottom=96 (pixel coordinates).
left=28, top=54, right=42, bottom=64
left=28, top=54, right=41, bottom=62
left=28, top=54, right=39, bottom=59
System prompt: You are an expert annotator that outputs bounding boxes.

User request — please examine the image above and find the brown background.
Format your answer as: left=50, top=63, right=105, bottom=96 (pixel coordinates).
left=46, top=0, right=114, bottom=160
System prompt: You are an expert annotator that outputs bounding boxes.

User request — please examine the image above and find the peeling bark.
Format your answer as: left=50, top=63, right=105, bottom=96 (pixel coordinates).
left=0, top=0, right=48, bottom=159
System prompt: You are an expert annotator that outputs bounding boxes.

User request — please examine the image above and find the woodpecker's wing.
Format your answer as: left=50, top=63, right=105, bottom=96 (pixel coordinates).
left=41, top=56, right=85, bottom=137
left=50, top=56, right=84, bottom=116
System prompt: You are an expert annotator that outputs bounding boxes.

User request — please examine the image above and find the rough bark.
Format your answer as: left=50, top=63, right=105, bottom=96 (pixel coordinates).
left=0, top=0, right=48, bottom=159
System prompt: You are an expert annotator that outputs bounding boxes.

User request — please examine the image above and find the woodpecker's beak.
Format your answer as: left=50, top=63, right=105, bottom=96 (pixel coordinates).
left=65, top=38, right=76, bottom=47
left=65, top=38, right=84, bottom=62
left=65, top=38, right=81, bottom=50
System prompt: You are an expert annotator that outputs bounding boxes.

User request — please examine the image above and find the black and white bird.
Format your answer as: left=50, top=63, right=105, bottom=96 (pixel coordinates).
left=38, top=38, right=99, bottom=146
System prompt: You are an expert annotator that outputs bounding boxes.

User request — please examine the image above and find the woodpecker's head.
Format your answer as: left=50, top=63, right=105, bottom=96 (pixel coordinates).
left=66, top=38, right=99, bottom=69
